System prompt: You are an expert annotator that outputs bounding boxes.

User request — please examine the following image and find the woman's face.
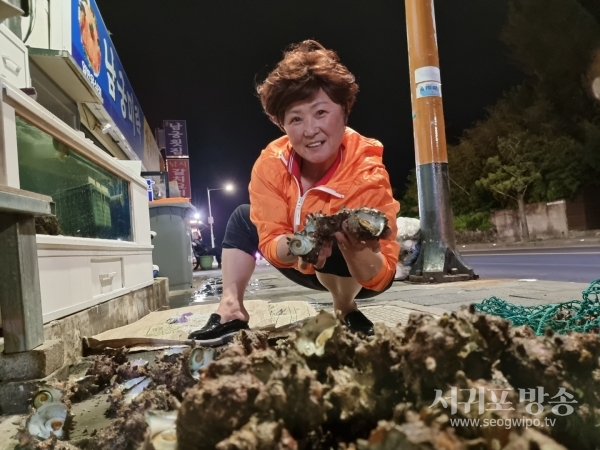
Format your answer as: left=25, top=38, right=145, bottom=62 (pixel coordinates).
left=282, top=89, right=345, bottom=169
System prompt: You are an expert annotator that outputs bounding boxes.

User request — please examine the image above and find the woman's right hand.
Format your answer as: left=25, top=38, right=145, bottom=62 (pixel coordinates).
left=299, top=240, right=332, bottom=270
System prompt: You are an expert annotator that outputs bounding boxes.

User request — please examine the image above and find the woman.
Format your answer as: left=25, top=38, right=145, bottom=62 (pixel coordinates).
left=188, top=40, right=399, bottom=344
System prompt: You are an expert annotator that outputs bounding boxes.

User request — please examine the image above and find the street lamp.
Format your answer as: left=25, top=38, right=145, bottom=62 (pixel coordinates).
left=207, top=183, right=235, bottom=249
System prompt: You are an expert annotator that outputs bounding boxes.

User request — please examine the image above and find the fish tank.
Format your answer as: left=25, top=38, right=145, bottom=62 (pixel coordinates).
left=15, top=116, right=132, bottom=241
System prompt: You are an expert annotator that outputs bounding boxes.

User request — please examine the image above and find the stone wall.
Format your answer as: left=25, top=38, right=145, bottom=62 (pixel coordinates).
left=42, top=277, right=169, bottom=366
left=455, top=228, right=499, bottom=244
left=491, top=200, right=569, bottom=242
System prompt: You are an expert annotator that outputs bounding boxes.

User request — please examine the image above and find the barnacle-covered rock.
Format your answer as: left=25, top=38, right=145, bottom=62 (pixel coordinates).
left=27, top=434, right=81, bottom=450
left=357, top=418, right=462, bottom=450
left=86, top=387, right=179, bottom=450
left=48, top=375, right=100, bottom=408
left=115, top=358, right=149, bottom=382
left=359, top=375, right=566, bottom=450
left=400, top=311, right=506, bottom=403
left=215, top=416, right=297, bottom=450
left=248, top=349, right=285, bottom=384
left=255, top=362, right=326, bottom=436
left=232, top=328, right=271, bottom=354
left=353, top=323, right=404, bottom=382
left=290, top=311, right=360, bottom=379
left=500, top=331, right=600, bottom=449
left=81, top=348, right=130, bottom=392
left=501, top=331, right=600, bottom=395
left=25, top=296, right=600, bottom=450
left=325, top=367, right=377, bottom=422
left=177, top=366, right=264, bottom=450
left=146, top=347, right=207, bottom=399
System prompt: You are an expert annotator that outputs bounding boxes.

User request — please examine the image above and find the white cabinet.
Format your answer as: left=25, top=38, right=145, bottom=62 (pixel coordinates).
left=0, top=23, right=29, bottom=88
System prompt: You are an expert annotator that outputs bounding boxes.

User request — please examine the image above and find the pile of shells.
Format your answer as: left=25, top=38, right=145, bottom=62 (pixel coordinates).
left=287, top=207, right=390, bottom=264
left=16, top=308, right=600, bottom=450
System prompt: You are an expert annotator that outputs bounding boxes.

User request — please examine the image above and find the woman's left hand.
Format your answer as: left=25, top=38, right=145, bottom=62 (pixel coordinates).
left=334, top=221, right=392, bottom=281
left=334, top=221, right=391, bottom=254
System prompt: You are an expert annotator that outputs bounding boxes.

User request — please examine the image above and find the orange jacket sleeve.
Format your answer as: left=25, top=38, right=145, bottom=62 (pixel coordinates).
left=343, top=164, right=400, bottom=291
left=248, top=156, right=296, bottom=268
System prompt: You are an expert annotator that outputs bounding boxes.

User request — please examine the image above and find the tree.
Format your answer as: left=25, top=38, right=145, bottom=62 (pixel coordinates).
left=503, top=0, right=600, bottom=112
left=476, top=133, right=542, bottom=240
left=529, top=134, right=584, bottom=202
left=576, top=0, right=600, bottom=28
left=399, top=168, right=419, bottom=218
left=447, top=84, right=559, bottom=215
left=446, top=0, right=600, bottom=221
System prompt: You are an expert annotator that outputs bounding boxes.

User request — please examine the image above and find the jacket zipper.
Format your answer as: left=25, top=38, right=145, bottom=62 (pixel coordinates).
left=291, top=178, right=344, bottom=232
left=281, top=153, right=345, bottom=232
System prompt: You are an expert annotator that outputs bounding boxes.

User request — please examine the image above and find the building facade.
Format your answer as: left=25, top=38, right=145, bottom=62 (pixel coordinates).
left=1, top=0, right=161, bottom=322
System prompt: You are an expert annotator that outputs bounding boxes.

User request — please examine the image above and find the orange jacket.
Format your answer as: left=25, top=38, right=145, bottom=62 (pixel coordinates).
left=249, top=127, right=400, bottom=291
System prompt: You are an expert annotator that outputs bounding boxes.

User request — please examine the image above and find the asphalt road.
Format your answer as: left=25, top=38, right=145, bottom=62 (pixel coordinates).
left=461, top=247, right=600, bottom=283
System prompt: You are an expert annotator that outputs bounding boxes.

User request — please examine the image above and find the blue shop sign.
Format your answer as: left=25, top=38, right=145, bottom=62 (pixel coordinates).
left=71, top=0, right=145, bottom=160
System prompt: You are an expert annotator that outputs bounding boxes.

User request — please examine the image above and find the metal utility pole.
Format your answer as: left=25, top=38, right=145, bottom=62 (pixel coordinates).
left=405, top=0, right=475, bottom=282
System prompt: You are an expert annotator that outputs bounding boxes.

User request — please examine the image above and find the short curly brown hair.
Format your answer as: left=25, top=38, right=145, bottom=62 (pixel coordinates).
left=257, top=40, right=359, bottom=129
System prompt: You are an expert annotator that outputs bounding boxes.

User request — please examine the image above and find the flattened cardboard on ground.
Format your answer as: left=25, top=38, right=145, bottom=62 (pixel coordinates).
left=91, top=300, right=318, bottom=342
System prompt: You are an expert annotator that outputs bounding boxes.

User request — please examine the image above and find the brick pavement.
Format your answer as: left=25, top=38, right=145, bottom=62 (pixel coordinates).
left=184, top=263, right=592, bottom=327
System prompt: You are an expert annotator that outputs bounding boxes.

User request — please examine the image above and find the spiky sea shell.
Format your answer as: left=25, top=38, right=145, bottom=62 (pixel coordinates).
left=27, top=402, right=68, bottom=440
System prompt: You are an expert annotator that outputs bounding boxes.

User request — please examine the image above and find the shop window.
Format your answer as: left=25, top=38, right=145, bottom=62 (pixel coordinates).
left=16, top=117, right=133, bottom=241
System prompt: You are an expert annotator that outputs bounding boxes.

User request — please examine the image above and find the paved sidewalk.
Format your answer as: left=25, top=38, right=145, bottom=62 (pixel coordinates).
left=179, top=262, right=592, bottom=328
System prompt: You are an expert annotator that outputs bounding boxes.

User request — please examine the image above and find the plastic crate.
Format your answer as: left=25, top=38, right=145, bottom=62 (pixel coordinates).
left=54, top=178, right=112, bottom=237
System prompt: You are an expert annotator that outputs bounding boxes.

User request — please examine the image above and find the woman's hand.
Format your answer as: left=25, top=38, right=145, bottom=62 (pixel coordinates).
left=334, top=221, right=392, bottom=281
left=299, top=239, right=332, bottom=270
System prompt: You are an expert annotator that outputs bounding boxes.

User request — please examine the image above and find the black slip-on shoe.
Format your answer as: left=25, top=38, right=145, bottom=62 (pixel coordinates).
left=344, top=310, right=374, bottom=336
left=187, top=313, right=249, bottom=345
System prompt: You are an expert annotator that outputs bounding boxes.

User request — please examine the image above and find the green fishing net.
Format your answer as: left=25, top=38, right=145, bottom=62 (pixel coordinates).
left=474, top=279, right=600, bottom=335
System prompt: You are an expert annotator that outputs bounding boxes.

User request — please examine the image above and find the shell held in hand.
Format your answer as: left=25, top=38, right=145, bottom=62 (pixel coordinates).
left=346, top=207, right=389, bottom=240
left=286, top=207, right=389, bottom=264
left=287, top=234, right=315, bottom=256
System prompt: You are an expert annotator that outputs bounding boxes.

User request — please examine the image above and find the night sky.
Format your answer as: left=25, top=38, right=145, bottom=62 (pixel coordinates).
left=96, top=0, right=524, bottom=244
